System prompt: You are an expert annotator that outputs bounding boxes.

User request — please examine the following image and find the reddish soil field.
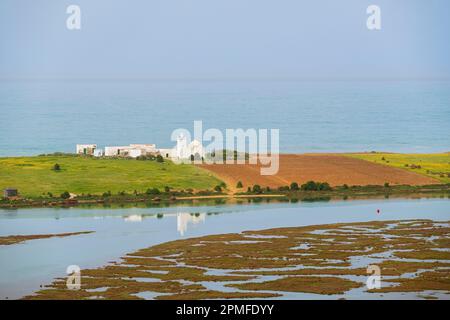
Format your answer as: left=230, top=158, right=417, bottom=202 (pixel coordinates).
left=198, top=154, right=439, bottom=190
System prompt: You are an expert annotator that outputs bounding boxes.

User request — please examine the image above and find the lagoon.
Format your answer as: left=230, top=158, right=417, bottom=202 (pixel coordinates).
left=0, top=197, right=449, bottom=299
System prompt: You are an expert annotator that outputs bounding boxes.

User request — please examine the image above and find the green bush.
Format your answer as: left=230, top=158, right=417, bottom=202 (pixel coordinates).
left=60, top=191, right=70, bottom=199
left=300, top=181, right=332, bottom=191
left=290, top=182, right=299, bottom=191
left=252, top=185, right=262, bottom=194
left=146, top=188, right=161, bottom=195
left=301, top=181, right=319, bottom=191
left=318, top=182, right=332, bottom=191
left=236, top=181, right=243, bottom=188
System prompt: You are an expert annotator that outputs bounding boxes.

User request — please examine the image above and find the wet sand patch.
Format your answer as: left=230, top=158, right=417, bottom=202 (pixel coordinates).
left=0, top=231, right=94, bottom=246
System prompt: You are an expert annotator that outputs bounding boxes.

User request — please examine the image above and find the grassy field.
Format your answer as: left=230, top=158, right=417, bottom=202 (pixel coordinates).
left=0, top=155, right=222, bottom=197
left=345, top=153, right=450, bottom=184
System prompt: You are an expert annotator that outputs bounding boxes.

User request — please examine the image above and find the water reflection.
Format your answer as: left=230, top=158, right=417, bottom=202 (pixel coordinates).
left=124, top=214, right=143, bottom=222
left=177, top=213, right=206, bottom=236
left=122, top=212, right=207, bottom=236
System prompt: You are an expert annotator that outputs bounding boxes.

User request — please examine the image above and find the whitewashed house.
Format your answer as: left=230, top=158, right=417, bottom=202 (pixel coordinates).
left=158, top=134, right=205, bottom=161
left=103, top=144, right=159, bottom=158
left=130, top=144, right=157, bottom=154
left=77, top=138, right=204, bottom=160
left=93, top=149, right=104, bottom=157
left=76, top=144, right=97, bottom=155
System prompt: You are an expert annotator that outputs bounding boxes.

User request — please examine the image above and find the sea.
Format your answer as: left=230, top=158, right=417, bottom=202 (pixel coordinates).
left=0, top=79, right=449, bottom=156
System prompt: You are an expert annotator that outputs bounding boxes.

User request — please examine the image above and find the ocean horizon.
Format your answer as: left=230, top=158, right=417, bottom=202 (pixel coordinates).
left=0, top=79, right=449, bottom=157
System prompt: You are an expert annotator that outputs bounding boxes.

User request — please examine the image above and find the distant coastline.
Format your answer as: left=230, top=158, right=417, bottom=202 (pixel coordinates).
left=0, top=152, right=449, bottom=209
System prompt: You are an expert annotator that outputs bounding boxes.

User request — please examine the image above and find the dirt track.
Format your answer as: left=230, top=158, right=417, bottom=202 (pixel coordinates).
left=198, top=154, right=439, bottom=190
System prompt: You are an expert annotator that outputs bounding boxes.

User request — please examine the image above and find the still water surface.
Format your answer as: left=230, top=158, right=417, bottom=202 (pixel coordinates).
left=0, top=198, right=449, bottom=299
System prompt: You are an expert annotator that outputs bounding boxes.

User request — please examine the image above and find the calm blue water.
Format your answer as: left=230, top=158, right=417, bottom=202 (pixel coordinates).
left=0, top=80, right=449, bottom=156
left=0, top=198, right=449, bottom=299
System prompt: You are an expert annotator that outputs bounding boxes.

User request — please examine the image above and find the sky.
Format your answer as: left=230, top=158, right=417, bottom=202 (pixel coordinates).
left=0, top=0, right=449, bottom=80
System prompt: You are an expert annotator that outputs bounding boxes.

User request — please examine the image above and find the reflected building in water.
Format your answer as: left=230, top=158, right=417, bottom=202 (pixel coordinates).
left=177, top=213, right=206, bottom=236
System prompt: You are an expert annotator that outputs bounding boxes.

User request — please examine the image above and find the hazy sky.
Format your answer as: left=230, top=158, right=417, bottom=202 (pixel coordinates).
left=1, top=0, right=449, bottom=79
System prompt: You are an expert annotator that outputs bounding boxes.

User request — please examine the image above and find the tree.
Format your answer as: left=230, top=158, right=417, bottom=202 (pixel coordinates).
left=164, top=186, right=171, bottom=193
left=290, top=182, right=299, bottom=191
left=252, top=185, right=262, bottom=194
left=214, top=185, right=222, bottom=192
left=53, top=163, right=61, bottom=171
left=318, top=182, right=332, bottom=191
left=236, top=181, right=243, bottom=188
left=384, top=182, right=390, bottom=188
left=190, top=154, right=195, bottom=162
left=301, top=181, right=318, bottom=191
left=60, top=191, right=70, bottom=199
left=156, top=155, right=164, bottom=163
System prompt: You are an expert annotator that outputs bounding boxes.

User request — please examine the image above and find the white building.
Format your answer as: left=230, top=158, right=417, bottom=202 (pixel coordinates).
left=160, top=134, right=205, bottom=160
left=130, top=144, right=157, bottom=154
left=103, top=144, right=159, bottom=158
left=93, top=149, right=104, bottom=157
left=76, top=138, right=204, bottom=160
left=104, top=146, right=131, bottom=157
left=158, top=148, right=174, bottom=159
left=76, top=144, right=97, bottom=155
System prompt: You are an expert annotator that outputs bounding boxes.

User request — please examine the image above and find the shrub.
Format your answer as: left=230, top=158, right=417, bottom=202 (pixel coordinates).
left=384, top=182, right=390, bottom=188
left=247, top=187, right=251, bottom=193
left=164, top=186, right=171, bottom=193
left=318, top=182, right=332, bottom=191
left=214, top=185, right=222, bottom=192
left=290, top=182, right=299, bottom=191
left=301, top=181, right=319, bottom=191
left=236, top=181, right=243, bottom=188
left=252, top=185, right=262, bottom=194
left=53, top=163, right=61, bottom=171
left=60, top=191, right=70, bottom=199
left=102, top=191, right=111, bottom=197
left=146, top=188, right=161, bottom=195
left=156, top=155, right=164, bottom=163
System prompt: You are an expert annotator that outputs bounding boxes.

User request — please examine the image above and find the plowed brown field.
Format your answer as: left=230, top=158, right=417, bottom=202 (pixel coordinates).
left=198, top=154, right=439, bottom=190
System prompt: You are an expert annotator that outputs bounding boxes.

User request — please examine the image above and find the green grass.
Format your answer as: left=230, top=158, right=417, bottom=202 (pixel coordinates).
left=0, top=155, right=222, bottom=197
left=345, top=153, right=450, bottom=183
